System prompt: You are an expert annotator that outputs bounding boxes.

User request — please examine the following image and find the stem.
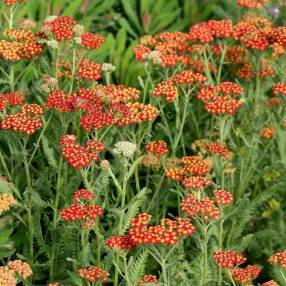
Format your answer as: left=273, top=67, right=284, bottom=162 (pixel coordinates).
left=227, top=270, right=237, bottom=286
left=22, top=138, right=33, bottom=263
left=280, top=269, right=286, bottom=284
left=69, top=48, right=77, bottom=93
left=217, top=218, right=224, bottom=286
left=172, top=91, right=189, bottom=154
left=200, top=225, right=208, bottom=286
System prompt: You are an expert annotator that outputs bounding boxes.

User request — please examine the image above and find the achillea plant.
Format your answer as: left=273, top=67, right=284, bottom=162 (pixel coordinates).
left=0, top=0, right=286, bottom=285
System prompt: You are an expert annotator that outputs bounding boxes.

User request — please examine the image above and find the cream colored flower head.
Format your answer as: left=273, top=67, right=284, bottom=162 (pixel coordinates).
left=113, top=141, right=137, bottom=158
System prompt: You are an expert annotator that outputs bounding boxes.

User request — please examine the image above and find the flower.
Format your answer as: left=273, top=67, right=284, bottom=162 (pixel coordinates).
left=237, top=0, right=268, bottom=9
left=77, top=58, right=102, bottom=81
left=152, top=80, right=178, bottom=102
left=261, top=127, right=276, bottom=139
left=0, top=266, right=16, bottom=286
left=105, top=235, right=136, bottom=251
left=139, top=275, right=160, bottom=285
left=0, top=193, right=17, bottom=214
left=262, top=281, right=279, bottom=286
left=79, top=266, right=109, bottom=282
left=73, top=189, right=94, bottom=202
left=182, top=176, right=213, bottom=190
left=214, top=190, right=234, bottom=205
left=146, top=140, right=169, bottom=157
left=273, top=83, right=286, bottom=95
left=113, top=141, right=137, bottom=157
left=231, top=265, right=261, bottom=284
left=80, top=32, right=104, bottom=49
left=60, top=136, right=105, bottom=169
left=269, top=250, right=286, bottom=268
left=8, top=260, right=32, bottom=279
left=213, top=250, right=247, bottom=268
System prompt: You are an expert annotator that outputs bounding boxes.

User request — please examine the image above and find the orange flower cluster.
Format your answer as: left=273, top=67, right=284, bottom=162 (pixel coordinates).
left=273, top=83, right=286, bottom=95
left=166, top=155, right=212, bottom=189
left=0, top=29, right=42, bottom=61
left=128, top=214, right=196, bottom=246
left=237, top=0, right=268, bottom=8
left=139, top=274, right=160, bottom=285
left=60, top=135, right=105, bottom=169
left=79, top=266, right=109, bottom=282
left=0, top=109, right=42, bottom=135
left=60, top=189, right=103, bottom=223
left=8, top=260, right=33, bottom=279
left=197, top=82, right=244, bottom=115
left=146, top=140, right=169, bottom=157
left=261, top=126, right=276, bottom=139
left=0, top=92, right=25, bottom=110
left=213, top=250, right=247, bottom=268
left=231, top=265, right=261, bottom=284
left=262, top=281, right=279, bottom=286
left=105, top=235, right=136, bottom=251
left=3, top=0, right=26, bottom=6
left=152, top=70, right=206, bottom=102
left=181, top=194, right=221, bottom=221
left=0, top=267, right=16, bottom=286
left=0, top=193, right=17, bottom=214
left=189, top=20, right=233, bottom=43
left=269, top=250, right=286, bottom=268
left=77, top=58, right=102, bottom=81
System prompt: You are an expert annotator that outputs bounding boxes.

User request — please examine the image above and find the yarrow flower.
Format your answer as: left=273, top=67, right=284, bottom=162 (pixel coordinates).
left=0, top=266, right=16, bottom=286
left=214, top=190, right=234, bottom=205
left=105, top=235, right=136, bottom=251
left=231, top=265, right=261, bottom=284
left=262, top=280, right=279, bottom=286
left=261, top=126, right=276, bottom=139
left=77, top=58, right=102, bottom=81
left=60, top=135, right=105, bottom=169
left=0, top=193, right=17, bottom=214
left=269, top=250, right=286, bottom=268
left=146, top=140, right=169, bottom=157
left=237, top=0, right=268, bottom=9
left=128, top=214, right=196, bottom=246
left=113, top=141, right=137, bottom=158
left=8, top=260, right=33, bottom=279
left=79, top=266, right=109, bottom=282
left=273, top=83, right=286, bottom=95
left=73, top=189, right=95, bottom=202
left=138, top=274, right=160, bottom=285
left=197, top=82, right=244, bottom=115
left=213, top=250, right=247, bottom=268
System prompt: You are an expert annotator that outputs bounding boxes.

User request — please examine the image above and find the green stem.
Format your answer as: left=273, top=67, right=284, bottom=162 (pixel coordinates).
left=69, top=48, right=77, bottom=93
left=227, top=270, right=237, bottom=286
left=280, top=269, right=286, bottom=284
left=201, top=226, right=208, bottom=286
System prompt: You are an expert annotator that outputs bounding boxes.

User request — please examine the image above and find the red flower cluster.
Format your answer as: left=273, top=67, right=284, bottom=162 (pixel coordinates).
left=172, top=70, right=206, bottom=85
left=213, top=250, right=247, bottom=268
left=231, top=265, right=261, bottom=284
left=80, top=32, right=104, bottom=50
left=189, top=20, right=233, bottom=43
left=206, top=142, right=231, bottom=158
left=128, top=214, right=195, bottom=246
left=79, top=266, right=109, bottom=282
left=262, top=281, right=279, bottom=286
left=261, top=126, right=276, bottom=140
left=166, top=155, right=212, bottom=189
left=138, top=275, right=160, bottom=285
left=237, top=0, right=268, bottom=8
left=272, top=83, right=286, bottom=96
left=73, top=189, right=95, bottom=202
left=0, top=111, right=42, bottom=135
left=77, top=58, right=102, bottom=81
left=0, top=92, right=25, bottom=110
left=60, top=189, right=103, bottom=223
left=181, top=194, right=220, bottom=221
left=152, top=80, right=178, bottom=102
left=269, top=250, right=286, bottom=268
left=0, top=29, right=43, bottom=61
left=105, top=235, right=136, bottom=251
left=146, top=140, right=169, bottom=157
left=214, top=190, right=234, bottom=205
left=182, top=176, right=213, bottom=190
left=3, top=0, right=26, bottom=5
left=197, top=82, right=244, bottom=115
left=60, top=135, right=105, bottom=169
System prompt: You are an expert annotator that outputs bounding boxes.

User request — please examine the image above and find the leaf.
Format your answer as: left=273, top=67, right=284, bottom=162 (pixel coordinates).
left=42, top=136, right=58, bottom=169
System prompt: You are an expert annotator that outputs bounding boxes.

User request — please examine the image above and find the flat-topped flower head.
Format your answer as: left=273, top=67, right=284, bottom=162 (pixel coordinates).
left=113, top=141, right=137, bottom=158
